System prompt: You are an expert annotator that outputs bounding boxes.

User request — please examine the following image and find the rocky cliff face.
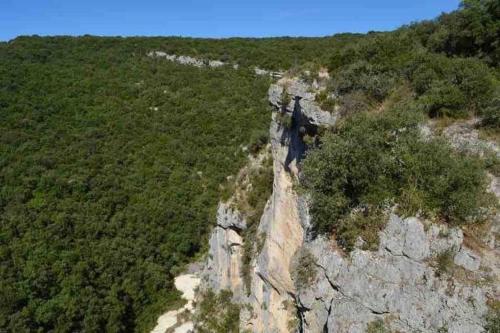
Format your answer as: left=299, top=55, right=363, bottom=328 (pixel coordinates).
left=200, top=77, right=499, bottom=333
left=298, top=214, right=497, bottom=333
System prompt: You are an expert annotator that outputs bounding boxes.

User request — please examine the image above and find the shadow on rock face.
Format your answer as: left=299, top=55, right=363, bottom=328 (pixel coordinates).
left=284, top=96, right=319, bottom=173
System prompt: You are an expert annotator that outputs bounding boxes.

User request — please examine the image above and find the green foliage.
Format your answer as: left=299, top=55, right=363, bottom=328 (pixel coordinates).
left=435, top=250, right=455, bottom=277
left=241, top=159, right=273, bottom=293
left=315, top=90, right=337, bottom=112
left=481, top=96, right=500, bottom=129
left=0, top=37, right=270, bottom=332
left=366, top=319, right=388, bottom=333
left=484, top=153, right=500, bottom=177
left=292, top=248, right=317, bottom=290
left=194, top=290, right=240, bottom=333
left=336, top=208, right=387, bottom=252
left=485, top=300, right=500, bottom=333
left=414, top=0, right=500, bottom=66
left=406, top=54, right=495, bottom=117
left=302, top=108, right=493, bottom=240
left=337, top=91, right=375, bottom=117
left=324, top=1, right=498, bottom=122
left=418, top=80, right=468, bottom=118
left=0, top=1, right=498, bottom=331
left=248, top=129, right=269, bottom=155
left=276, top=112, right=293, bottom=129
left=332, top=60, right=397, bottom=102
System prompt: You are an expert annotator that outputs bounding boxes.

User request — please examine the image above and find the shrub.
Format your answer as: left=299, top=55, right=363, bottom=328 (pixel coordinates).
left=292, top=247, right=318, bottom=289
left=281, top=89, right=291, bottom=109
left=482, top=105, right=500, bottom=129
left=418, top=80, right=467, bottom=118
left=315, top=90, right=337, bottom=112
left=248, top=129, right=269, bottom=155
left=276, top=112, right=293, bottom=129
left=435, top=250, right=455, bottom=277
left=405, top=53, right=494, bottom=118
left=484, top=153, right=500, bottom=177
left=195, top=290, right=240, bottom=333
left=336, top=208, right=387, bottom=252
left=366, top=319, right=388, bottom=333
left=332, top=61, right=397, bottom=101
left=485, top=300, right=500, bottom=333
left=238, top=157, right=273, bottom=294
left=301, top=107, right=493, bottom=240
left=481, top=96, right=500, bottom=129
left=337, top=91, right=375, bottom=117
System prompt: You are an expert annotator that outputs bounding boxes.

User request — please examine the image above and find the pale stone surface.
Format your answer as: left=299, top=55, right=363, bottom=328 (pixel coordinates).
left=454, top=247, right=481, bottom=271
left=150, top=274, right=200, bottom=333
left=300, top=213, right=495, bottom=333
left=442, top=119, right=499, bottom=157
left=147, top=51, right=227, bottom=69
left=268, top=80, right=337, bottom=126
left=204, top=203, right=245, bottom=300
left=147, top=51, right=284, bottom=77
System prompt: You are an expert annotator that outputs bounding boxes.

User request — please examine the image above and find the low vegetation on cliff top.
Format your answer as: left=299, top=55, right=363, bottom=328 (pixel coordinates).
left=302, top=0, right=499, bottom=250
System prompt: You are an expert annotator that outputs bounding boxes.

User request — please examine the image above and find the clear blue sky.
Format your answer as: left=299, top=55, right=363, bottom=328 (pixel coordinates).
left=1, top=0, right=461, bottom=41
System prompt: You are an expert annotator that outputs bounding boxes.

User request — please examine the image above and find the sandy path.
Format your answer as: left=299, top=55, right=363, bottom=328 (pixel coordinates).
left=150, top=274, right=200, bottom=333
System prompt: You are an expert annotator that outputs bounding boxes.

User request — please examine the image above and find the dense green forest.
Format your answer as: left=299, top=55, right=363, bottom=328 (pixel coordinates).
left=0, top=38, right=272, bottom=332
left=0, top=0, right=499, bottom=332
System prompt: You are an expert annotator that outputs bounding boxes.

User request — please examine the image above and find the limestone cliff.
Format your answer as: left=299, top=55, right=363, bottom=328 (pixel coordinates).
left=199, top=77, right=499, bottom=333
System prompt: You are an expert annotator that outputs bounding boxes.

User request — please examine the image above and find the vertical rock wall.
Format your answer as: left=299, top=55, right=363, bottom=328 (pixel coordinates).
left=200, top=78, right=499, bottom=333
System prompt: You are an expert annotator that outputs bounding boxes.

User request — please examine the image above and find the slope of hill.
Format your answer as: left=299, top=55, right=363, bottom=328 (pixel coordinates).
left=0, top=0, right=499, bottom=332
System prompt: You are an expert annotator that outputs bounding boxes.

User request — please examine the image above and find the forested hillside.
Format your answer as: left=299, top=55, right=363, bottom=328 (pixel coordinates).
left=0, top=0, right=499, bottom=332
left=0, top=38, right=272, bottom=332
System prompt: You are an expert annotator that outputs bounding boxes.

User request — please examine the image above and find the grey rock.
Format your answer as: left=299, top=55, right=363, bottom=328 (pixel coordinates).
left=427, top=224, right=463, bottom=255
left=380, top=214, right=430, bottom=260
left=147, top=51, right=235, bottom=69
left=443, top=120, right=500, bottom=157
left=216, top=202, right=246, bottom=230
left=454, top=247, right=481, bottom=271
left=301, top=214, right=491, bottom=333
left=268, top=81, right=337, bottom=127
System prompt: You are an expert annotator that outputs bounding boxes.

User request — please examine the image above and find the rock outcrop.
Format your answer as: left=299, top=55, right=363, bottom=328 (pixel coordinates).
left=200, top=77, right=499, bottom=333
left=147, top=51, right=284, bottom=77
left=204, top=202, right=247, bottom=301
left=151, top=274, right=200, bottom=333
left=299, top=213, right=497, bottom=333
left=442, top=118, right=500, bottom=157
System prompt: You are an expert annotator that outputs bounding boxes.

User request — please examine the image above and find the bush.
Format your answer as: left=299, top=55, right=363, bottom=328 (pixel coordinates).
left=237, top=157, right=274, bottom=294
left=435, top=250, right=455, bottom=276
left=337, top=91, right=375, bottom=117
left=292, top=248, right=317, bottom=289
left=336, top=208, right=387, bottom=252
left=418, top=80, right=467, bottom=118
left=332, top=61, right=397, bottom=101
left=366, top=319, right=388, bottom=333
left=315, top=90, right=337, bottom=112
left=248, top=129, right=269, bottom=155
left=301, top=107, right=493, bottom=239
left=195, top=290, right=240, bottom=333
left=481, top=97, right=500, bottom=129
left=485, top=300, right=500, bottom=333
left=276, top=112, right=293, bottom=129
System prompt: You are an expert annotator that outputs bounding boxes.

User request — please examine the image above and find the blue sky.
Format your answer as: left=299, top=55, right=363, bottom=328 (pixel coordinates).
left=1, top=0, right=460, bottom=41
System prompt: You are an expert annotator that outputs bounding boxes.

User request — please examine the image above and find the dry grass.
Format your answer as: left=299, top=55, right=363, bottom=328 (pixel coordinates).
left=478, top=127, right=500, bottom=145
